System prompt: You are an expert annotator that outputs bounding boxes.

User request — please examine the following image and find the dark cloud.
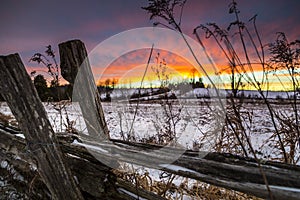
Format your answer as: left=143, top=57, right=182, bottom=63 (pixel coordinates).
left=0, top=0, right=299, bottom=67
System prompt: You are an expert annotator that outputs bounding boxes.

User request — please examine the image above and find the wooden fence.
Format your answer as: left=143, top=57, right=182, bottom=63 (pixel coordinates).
left=0, top=40, right=300, bottom=200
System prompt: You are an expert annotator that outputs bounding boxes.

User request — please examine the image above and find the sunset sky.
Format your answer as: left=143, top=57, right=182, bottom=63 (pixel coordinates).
left=1, top=0, right=300, bottom=90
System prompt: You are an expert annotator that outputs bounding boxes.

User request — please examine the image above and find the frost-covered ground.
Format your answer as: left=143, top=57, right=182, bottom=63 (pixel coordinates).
left=0, top=98, right=299, bottom=199
left=0, top=99, right=294, bottom=158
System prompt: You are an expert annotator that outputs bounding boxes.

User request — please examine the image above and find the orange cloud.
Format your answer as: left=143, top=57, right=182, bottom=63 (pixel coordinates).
left=95, top=49, right=200, bottom=86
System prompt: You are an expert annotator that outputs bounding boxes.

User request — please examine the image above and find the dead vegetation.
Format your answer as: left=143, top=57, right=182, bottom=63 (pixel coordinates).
left=114, top=164, right=262, bottom=200
left=0, top=112, right=17, bottom=127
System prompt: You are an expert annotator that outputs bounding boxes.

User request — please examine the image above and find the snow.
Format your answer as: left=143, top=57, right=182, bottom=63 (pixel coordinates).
left=0, top=160, right=26, bottom=182
left=269, top=185, right=300, bottom=193
left=72, top=139, right=109, bottom=154
left=159, top=164, right=199, bottom=174
left=103, top=100, right=218, bottom=150
left=0, top=160, right=8, bottom=169
left=0, top=180, right=5, bottom=187
left=0, top=97, right=298, bottom=161
left=66, top=153, right=83, bottom=160
left=15, top=134, right=25, bottom=139
left=1, top=93, right=300, bottom=198
left=30, top=164, right=37, bottom=171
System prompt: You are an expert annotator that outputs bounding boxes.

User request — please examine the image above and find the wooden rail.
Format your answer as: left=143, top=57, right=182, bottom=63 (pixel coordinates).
left=1, top=40, right=300, bottom=200
left=1, top=124, right=300, bottom=200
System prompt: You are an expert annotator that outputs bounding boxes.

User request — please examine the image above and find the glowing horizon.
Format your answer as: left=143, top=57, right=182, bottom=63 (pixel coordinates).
left=27, top=51, right=298, bottom=91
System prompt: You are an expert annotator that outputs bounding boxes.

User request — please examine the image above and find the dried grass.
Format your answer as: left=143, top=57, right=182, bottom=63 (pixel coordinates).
left=0, top=112, right=17, bottom=127
left=113, top=164, right=261, bottom=200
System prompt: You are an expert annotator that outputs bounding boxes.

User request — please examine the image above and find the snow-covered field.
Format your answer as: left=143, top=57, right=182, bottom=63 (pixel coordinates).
left=0, top=99, right=294, bottom=158
left=1, top=98, right=299, bottom=199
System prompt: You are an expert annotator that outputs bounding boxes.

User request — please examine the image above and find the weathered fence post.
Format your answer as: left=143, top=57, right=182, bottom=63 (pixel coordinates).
left=0, top=54, right=84, bottom=200
left=59, top=39, right=109, bottom=139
